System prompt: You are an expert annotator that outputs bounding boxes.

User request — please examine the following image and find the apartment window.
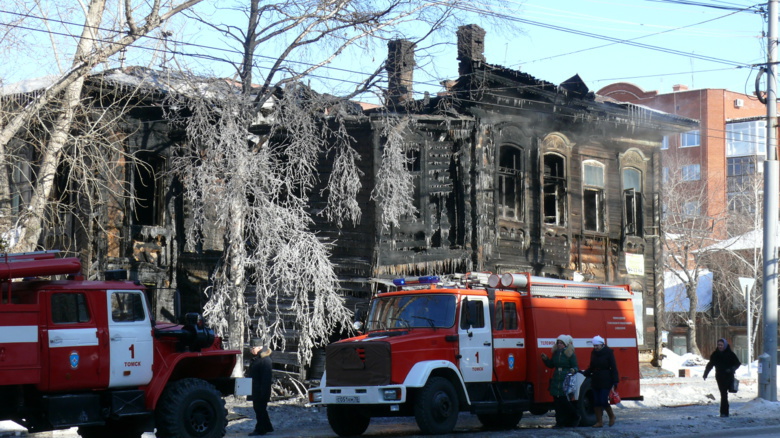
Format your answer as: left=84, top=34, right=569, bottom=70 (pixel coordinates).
left=583, top=161, right=605, bottom=233
left=683, top=201, right=701, bottom=216
left=727, top=156, right=758, bottom=194
left=498, top=146, right=524, bottom=221
left=661, top=136, right=669, bottom=150
left=727, top=120, right=766, bottom=156
left=680, top=130, right=700, bottom=148
left=543, top=154, right=567, bottom=226
left=623, top=168, right=643, bottom=236
left=662, top=167, right=669, bottom=183
left=681, top=164, right=701, bottom=181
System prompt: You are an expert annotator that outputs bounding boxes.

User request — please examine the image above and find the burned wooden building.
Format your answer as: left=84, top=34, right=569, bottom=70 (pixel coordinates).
left=310, top=25, right=697, bottom=364
left=1, top=24, right=696, bottom=373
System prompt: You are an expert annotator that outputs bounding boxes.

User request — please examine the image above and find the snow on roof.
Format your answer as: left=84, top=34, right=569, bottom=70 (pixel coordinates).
left=1, top=75, right=58, bottom=96
left=664, top=269, right=713, bottom=312
left=698, top=227, right=780, bottom=252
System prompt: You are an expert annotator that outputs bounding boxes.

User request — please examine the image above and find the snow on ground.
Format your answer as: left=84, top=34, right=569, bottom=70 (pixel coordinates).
left=11, top=348, right=780, bottom=437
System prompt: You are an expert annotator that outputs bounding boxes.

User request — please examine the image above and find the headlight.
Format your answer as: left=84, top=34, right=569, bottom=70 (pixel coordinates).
left=308, top=390, right=322, bottom=403
left=382, top=388, right=401, bottom=401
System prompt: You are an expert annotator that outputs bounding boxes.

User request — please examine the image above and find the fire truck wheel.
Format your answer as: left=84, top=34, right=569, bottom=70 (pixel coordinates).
left=477, top=412, right=522, bottom=430
left=414, top=377, right=459, bottom=435
left=155, top=378, right=227, bottom=438
left=326, top=405, right=370, bottom=436
left=574, top=379, right=597, bottom=427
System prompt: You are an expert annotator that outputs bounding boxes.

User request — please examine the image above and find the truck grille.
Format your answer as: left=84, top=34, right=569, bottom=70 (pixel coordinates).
left=325, top=341, right=391, bottom=386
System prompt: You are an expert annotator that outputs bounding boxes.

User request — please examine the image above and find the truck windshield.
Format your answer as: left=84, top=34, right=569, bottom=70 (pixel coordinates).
left=366, top=294, right=456, bottom=330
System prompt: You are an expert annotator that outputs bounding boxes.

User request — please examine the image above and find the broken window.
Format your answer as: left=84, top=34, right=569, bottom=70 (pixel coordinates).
left=583, top=161, right=605, bottom=233
left=133, top=152, right=165, bottom=226
left=498, top=145, right=524, bottom=221
left=543, top=153, right=567, bottom=226
left=623, top=168, right=643, bottom=236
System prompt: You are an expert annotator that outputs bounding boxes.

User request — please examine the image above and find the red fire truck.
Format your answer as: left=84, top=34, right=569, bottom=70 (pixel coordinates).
left=308, top=272, right=641, bottom=436
left=0, top=251, right=240, bottom=438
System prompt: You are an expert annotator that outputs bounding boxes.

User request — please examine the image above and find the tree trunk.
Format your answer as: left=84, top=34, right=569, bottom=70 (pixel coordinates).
left=686, top=283, right=701, bottom=355
left=227, top=192, right=248, bottom=377
left=10, top=0, right=106, bottom=252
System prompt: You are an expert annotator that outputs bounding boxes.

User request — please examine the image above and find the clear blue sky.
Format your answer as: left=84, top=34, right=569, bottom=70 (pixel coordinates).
left=1, top=0, right=769, bottom=101
left=180, top=0, right=768, bottom=102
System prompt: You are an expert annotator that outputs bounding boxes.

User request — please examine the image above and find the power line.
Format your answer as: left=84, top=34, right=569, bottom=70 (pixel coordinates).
left=518, top=4, right=757, bottom=67
left=445, top=1, right=754, bottom=67
left=0, top=3, right=764, bottom=99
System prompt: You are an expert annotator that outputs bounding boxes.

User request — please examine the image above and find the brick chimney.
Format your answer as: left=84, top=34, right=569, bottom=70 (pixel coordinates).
left=386, top=39, right=416, bottom=107
left=457, top=24, right=486, bottom=76
left=673, top=84, right=689, bottom=92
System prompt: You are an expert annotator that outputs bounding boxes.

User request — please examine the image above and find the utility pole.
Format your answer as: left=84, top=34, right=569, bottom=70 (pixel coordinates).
left=760, top=0, right=779, bottom=402
left=739, top=277, right=756, bottom=374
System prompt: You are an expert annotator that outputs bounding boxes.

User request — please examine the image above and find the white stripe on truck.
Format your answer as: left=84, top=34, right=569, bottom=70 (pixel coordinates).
left=0, top=326, right=38, bottom=343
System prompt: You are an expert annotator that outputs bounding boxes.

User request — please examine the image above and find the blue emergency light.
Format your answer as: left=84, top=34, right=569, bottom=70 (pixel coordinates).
left=392, top=275, right=440, bottom=286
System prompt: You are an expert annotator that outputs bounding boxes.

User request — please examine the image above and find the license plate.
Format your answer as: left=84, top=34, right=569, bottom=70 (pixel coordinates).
left=335, top=396, right=360, bottom=403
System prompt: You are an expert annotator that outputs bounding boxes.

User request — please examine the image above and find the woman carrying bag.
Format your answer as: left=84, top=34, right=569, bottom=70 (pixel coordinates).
left=583, top=335, right=619, bottom=428
left=703, top=338, right=741, bottom=418
left=540, top=334, right=580, bottom=427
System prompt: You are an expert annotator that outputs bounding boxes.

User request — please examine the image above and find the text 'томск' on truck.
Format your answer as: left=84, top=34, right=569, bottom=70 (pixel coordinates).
left=0, top=250, right=241, bottom=438
left=308, top=272, right=642, bottom=436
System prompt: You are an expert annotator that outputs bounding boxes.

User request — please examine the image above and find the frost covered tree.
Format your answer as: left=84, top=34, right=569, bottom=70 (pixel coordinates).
left=169, top=0, right=518, bottom=372
left=0, top=0, right=203, bottom=253
left=661, top=152, right=728, bottom=356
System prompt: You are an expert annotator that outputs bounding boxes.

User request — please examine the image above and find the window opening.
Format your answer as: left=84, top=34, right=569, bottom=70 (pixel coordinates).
left=495, top=300, right=504, bottom=330
left=111, top=292, right=147, bottom=323
left=133, top=152, right=165, bottom=226
left=681, top=164, right=701, bottom=181
left=51, top=293, right=90, bottom=324
left=460, top=299, right=485, bottom=329
left=503, top=301, right=518, bottom=330
left=498, top=146, right=524, bottom=221
left=680, top=130, right=700, bottom=148
left=623, top=168, right=643, bottom=236
left=583, top=161, right=605, bottom=232
left=543, top=154, right=567, bottom=226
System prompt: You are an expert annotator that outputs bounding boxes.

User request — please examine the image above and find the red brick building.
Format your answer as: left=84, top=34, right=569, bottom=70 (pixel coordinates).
left=598, top=82, right=771, bottom=360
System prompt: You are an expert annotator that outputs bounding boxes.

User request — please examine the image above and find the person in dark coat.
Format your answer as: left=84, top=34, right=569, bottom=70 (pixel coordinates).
left=249, top=345, right=274, bottom=436
left=583, top=335, right=619, bottom=428
left=703, top=338, right=741, bottom=417
left=541, top=334, right=580, bottom=427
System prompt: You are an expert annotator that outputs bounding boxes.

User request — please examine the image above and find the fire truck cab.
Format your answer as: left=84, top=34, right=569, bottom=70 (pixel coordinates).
left=308, top=272, right=641, bottom=436
left=0, top=251, right=240, bottom=438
